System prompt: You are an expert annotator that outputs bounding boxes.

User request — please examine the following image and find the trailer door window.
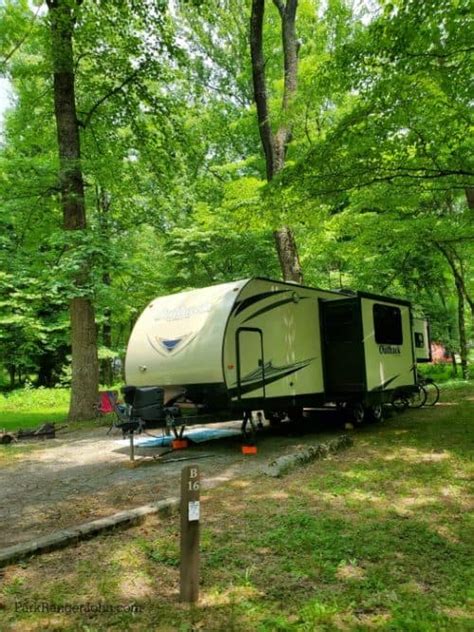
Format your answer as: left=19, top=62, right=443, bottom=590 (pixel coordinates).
left=414, top=332, right=424, bottom=348
left=325, top=303, right=355, bottom=343
left=373, top=304, right=403, bottom=345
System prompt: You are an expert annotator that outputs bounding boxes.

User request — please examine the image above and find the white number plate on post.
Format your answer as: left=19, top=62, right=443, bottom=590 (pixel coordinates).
left=188, top=501, right=200, bottom=522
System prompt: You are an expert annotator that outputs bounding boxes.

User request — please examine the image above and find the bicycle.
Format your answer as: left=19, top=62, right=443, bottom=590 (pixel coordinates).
left=391, top=372, right=440, bottom=411
left=416, top=374, right=440, bottom=406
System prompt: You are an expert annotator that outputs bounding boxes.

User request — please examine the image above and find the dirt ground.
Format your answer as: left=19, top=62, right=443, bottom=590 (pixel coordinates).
left=0, top=416, right=342, bottom=548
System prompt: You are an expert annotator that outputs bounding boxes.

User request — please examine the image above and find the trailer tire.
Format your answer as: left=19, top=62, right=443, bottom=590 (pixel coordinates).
left=366, top=403, right=384, bottom=423
left=351, top=403, right=365, bottom=425
left=287, top=407, right=305, bottom=434
left=287, top=407, right=304, bottom=421
left=265, top=411, right=283, bottom=427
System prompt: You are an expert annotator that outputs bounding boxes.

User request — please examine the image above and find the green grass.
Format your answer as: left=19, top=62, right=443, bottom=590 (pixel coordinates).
left=417, top=362, right=460, bottom=383
left=0, top=387, right=70, bottom=431
left=0, top=385, right=124, bottom=431
left=0, top=387, right=110, bottom=466
left=1, top=385, right=474, bottom=631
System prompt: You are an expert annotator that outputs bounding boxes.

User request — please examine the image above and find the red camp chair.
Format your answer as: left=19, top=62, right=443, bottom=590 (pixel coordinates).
left=100, top=390, right=119, bottom=414
left=98, top=390, right=118, bottom=414
left=97, top=391, right=125, bottom=434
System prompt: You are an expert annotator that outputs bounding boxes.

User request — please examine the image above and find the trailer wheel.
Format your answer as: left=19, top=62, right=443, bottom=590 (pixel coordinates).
left=265, top=411, right=283, bottom=427
left=351, top=403, right=365, bottom=425
left=366, top=403, right=384, bottom=423
left=287, top=407, right=304, bottom=422
left=287, top=407, right=305, bottom=434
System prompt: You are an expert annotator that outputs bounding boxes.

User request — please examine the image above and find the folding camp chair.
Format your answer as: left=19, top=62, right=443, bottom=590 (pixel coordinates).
left=97, top=391, right=127, bottom=435
left=103, top=390, right=147, bottom=437
left=98, top=390, right=118, bottom=415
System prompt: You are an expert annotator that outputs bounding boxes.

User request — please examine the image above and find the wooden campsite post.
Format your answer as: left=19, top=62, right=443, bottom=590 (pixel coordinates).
left=180, top=465, right=200, bottom=602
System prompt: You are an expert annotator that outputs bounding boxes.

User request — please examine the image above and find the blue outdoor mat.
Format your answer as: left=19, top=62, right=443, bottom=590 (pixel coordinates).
left=137, top=427, right=241, bottom=448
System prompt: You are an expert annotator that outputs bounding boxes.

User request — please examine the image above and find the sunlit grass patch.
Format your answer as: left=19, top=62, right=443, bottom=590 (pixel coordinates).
left=0, top=442, right=44, bottom=467
left=0, top=388, right=70, bottom=431
left=0, top=387, right=117, bottom=431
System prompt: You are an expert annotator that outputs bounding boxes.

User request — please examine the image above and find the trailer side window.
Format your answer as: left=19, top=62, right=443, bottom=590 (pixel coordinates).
left=414, top=332, right=424, bottom=348
left=373, top=304, right=403, bottom=345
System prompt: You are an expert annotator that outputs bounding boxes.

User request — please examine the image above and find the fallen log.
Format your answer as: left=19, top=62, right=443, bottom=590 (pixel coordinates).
left=0, top=433, right=16, bottom=445
left=16, top=423, right=56, bottom=441
left=262, top=434, right=354, bottom=477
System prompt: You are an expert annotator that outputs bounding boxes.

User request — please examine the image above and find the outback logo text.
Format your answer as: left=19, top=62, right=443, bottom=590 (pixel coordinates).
left=379, top=345, right=401, bottom=355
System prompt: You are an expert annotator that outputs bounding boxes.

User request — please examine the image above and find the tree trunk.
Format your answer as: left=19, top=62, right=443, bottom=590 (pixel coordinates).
left=250, top=0, right=275, bottom=181
left=446, top=323, right=457, bottom=377
left=101, top=275, right=113, bottom=387
left=48, top=0, right=99, bottom=420
left=8, top=365, right=15, bottom=389
left=37, top=345, right=68, bottom=387
left=273, top=227, right=303, bottom=283
left=250, top=0, right=302, bottom=283
left=436, top=242, right=474, bottom=316
left=69, top=297, right=99, bottom=416
left=273, top=0, right=298, bottom=170
left=455, top=278, right=469, bottom=380
left=451, top=352, right=458, bottom=378
left=96, top=187, right=114, bottom=387
left=37, top=350, right=55, bottom=387
left=101, top=321, right=113, bottom=386
left=465, top=187, right=474, bottom=209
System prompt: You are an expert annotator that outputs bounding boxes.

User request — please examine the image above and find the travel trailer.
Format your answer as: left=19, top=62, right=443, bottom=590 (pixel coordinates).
left=125, top=278, right=427, bottom=426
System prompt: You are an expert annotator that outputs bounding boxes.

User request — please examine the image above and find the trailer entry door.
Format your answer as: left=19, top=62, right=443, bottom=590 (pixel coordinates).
left=321, top=298, right=365, bottom=394
left=236, top=328, right=265, bottom=400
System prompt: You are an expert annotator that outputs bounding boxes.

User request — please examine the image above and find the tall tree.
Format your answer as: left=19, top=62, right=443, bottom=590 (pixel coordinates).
left=47, top=0, right=98, bottom=420
left=250, top=0, right=303, bottom=282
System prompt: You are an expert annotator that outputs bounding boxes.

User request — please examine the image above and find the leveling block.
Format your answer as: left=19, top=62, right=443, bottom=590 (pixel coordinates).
left=172, top=439, right=189, bottom=450
left=241, top=445, right=258, bottom=455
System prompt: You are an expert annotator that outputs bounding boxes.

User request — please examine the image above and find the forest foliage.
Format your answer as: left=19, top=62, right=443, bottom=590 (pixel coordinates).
left=0, top=0, right=472, bottom=408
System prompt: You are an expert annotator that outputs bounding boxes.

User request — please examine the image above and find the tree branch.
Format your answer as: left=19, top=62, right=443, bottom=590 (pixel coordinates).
left=272, top=0, right=285, bottom=17
left=433, top=242, right=473, bottom=314
left=395, top=47, right=474, bottom=61
left=301, top=165, right=474, bottom=182
left=281, top=174, right=471, bottom=208
left=79, top=65, right=146, bottom=128
left=0, top=5, right=41, bottom=70
left=274, top=0, right=298, bottom=170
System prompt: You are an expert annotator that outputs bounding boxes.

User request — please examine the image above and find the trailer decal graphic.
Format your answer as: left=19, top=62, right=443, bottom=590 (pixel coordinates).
left=232, top=290, right=288, bottom=316
left=153, top=303, right=212, bottom=321
left=147, top=333, right=193, bottom=356
left=242, top=296, right=308, bottom=323
left=229, top=358, right=314, bottom=397
left=371, top=374, right=400, bottom=391
left=160, top=338, right=183, bottom=352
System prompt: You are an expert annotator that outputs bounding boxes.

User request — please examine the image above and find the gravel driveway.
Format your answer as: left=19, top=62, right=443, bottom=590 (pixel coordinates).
left=0, top=417, right=341, bottom=548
